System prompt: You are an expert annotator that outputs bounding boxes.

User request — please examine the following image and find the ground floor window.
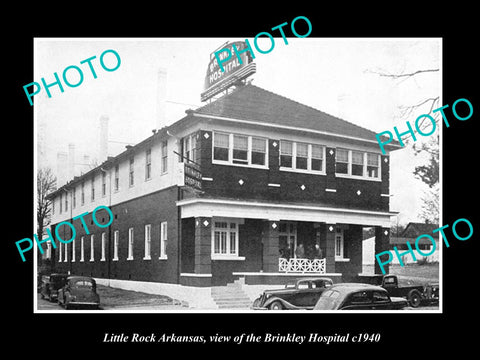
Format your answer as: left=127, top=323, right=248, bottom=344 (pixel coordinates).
left=335, top=227, right=345, bottom=260
left=212, top=220, right=239, bottom=259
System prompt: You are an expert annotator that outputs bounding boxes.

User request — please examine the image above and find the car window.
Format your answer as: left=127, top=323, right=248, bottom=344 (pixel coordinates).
left=298, top=282, right=310, bottom=289
left=384, top=277, right=396, bottom=284
left=72, top=280, right=94, bottom=288
left=372, top=291, right=390, bottom=303
left=348, top=291, right=371, bottom=304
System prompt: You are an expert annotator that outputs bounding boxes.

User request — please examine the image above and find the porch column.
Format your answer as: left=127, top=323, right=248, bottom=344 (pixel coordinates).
left=262, top=220, right=279, bottom=272
left=374, top=226, right=391, bottom=275
left=194, top=217, right=212, bottom=274
left=325, top=224, right=336, bottom=273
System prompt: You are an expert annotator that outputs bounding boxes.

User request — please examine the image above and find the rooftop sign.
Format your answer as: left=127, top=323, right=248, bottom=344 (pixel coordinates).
left=200, top=41, right=256, bottom=102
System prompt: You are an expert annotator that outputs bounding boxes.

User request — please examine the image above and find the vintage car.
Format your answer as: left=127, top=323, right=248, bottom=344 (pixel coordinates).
left=252, top=277, right=333, bottom=310
left=313, top=283, right=408, bottom=310
left=57, top=276, right=100, bottom=309
left=355, top=274, right=439, bottom=308
left=40, top=273, right=69, bottom=302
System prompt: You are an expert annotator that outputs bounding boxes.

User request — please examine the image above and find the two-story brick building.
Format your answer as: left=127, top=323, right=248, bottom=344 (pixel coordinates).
left=48, top=84, right=401, bottom=288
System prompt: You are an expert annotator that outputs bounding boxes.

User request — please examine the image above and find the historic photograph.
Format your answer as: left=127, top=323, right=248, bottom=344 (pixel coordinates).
left=34, top=37, right=441, bottom=312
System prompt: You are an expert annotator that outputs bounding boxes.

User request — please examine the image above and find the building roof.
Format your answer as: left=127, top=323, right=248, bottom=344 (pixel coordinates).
left=401, top=222, right=440, bottom=239
left=194, top=84, right=399, bottom=146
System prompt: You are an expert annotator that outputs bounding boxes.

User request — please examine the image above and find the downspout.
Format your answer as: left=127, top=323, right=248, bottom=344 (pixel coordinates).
left=100, top=166, right=111, bottom=287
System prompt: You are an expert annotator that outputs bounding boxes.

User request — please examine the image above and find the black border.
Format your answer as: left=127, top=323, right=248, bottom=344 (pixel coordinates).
left=7, top=5, right=478, bottom=354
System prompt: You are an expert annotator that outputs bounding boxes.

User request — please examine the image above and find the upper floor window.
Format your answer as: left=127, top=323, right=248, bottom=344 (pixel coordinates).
left=212, top=132, right=268, bottom=168
left=72, top=187, right=76, bottom=208
left=161, top=141, right=168, bottom=174
left=182, top=134, right=197, bottom=164
left=102, top=172, right=107, bottom=196
left=59, top=193, right=63, bottom=213
left=114, top=164, right=119, bottom=191
left=81, top=182, right=85, bottom=205
left=91, top=176, right=95, bottom=201
left=280, top=140, right=325, bottom=173
left=335, top=148, right=381, bottom=180
left=145, top=148, right=152, bottom=180
left=129, top=157, right=135, bottom=187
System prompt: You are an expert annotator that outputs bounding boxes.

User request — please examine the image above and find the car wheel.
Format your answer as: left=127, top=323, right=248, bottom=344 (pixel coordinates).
left=408, top=290, right=422, bottom=308
left=269, top=301, right=283, bottom=310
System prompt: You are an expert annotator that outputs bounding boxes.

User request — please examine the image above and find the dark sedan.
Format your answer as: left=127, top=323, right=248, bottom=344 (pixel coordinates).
left=313, top=283, right=408, bottom=310
left=57, top=276, right=100, bottom=309
left=253, top=278, right=333, bottom=310
left=40, top=273, right=69, bottom=302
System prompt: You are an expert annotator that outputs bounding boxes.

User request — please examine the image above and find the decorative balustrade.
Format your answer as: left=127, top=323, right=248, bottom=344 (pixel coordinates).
left=278, top=258, right=326, bottom=274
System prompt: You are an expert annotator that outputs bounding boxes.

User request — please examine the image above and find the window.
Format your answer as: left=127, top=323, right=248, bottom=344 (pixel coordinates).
left=144, top=224, right=151, bottom=260
left=145, top=148, right=152, bottom=180
left=101, top=232, right=106, bottom=261
left=335, top=148, right=381, bottom=180
left=113, top=230, right=119, bottom=261
left=161, top=141, right=168, bottom=174
left=160, top=222, right=168, bottom=259
left=64, top=191, right=68, bottom=212
left=351, top=151, right=364, bottom=176
left=127, top=227, right=134, bottom=260
left=81, top=182, right=85, bottom=205
left=213, top=132, right=229, bottom=161
left=52, top=198, right=55, bottom=215
left=59, top=193, right=63, bottom=213
left=295, top=142, right=308, bottom=170
left=91, top=176, right=95, bottom=201
left=212, top=221, right=239, bottom=258
left=233, top=135, right=248, bottom=164
left=335, top=149, right=349, bottom=174
left=280, top=141, right=293, bottom=168
left=64, top=242, right=68, bottom=262
left=182, top=134, right=198, bottom=164
left=213, top=132, right=268, bottom=167
left=280, top=141, right=325, bottom=172
left=335, top=227, right=344, bottom=259
left=311, top=144, right=324, bottom=171
left=102, top=172, right=106, bottom=196
left=129, top=157, right=135, bottom=187
left=72, top=187, right=76, bottom=208
left=251, top=137, right=266, bottom=165
left=367, top=153, right=380, bottom=178
left=114, top=164, right=119, bottom=191
left=80, top=236, right=84, bottom=262
left=90, top=235, right=94, bottom=261
left=373, top=291, right=389, bottom=303
left=72, top=239, right=75, bottom=262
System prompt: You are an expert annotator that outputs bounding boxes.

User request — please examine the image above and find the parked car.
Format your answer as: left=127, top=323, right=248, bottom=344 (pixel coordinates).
left=355, top=274, right=439, bottom=308
left=40, top=273, right=69, bottom=302
left=57, top=276, right=100, bottom=309
left=252, top=277, right=333, bottom=310
left=313, top=283, right=408, bottom=310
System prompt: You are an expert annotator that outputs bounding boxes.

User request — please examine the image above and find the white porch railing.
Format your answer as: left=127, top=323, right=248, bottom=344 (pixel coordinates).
left=278, top=258, right=326, bottom=274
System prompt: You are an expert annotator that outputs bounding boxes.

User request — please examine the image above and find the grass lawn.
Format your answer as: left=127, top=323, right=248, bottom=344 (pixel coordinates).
left=390, top=262, right=439, bottom=283
left=97, top=285, right=183, bottom=307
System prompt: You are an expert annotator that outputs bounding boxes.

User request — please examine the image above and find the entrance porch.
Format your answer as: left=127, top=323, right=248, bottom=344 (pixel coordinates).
left=177, top=198, right=393, bottom=286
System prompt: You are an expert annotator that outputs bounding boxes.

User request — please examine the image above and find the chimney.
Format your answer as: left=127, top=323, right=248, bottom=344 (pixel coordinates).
left=99, top=115, right=109, bottom=163
left=156, top=68, right=167, bottom=129
left=68, top=143, right=75, bottom=180
left=56, top=152, right=68, bottom=187
left=82, top=154, right=91, bottom=174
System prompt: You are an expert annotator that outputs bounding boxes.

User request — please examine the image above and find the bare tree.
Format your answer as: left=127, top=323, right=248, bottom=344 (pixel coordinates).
left=367, top=67, right=440, bottom=223
left=37, top=167, right=56, bottom=248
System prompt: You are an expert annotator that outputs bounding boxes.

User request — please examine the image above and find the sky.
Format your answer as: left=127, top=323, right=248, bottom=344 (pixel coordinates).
left=34, top=37, right=441, bottom=225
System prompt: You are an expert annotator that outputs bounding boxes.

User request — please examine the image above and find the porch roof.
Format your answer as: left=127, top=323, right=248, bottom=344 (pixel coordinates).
left=177, top=197, right=396, bottom=227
